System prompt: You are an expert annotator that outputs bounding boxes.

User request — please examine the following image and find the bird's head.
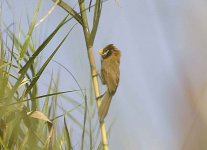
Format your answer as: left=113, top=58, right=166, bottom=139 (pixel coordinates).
left=99, top=44, right=120, bottom=59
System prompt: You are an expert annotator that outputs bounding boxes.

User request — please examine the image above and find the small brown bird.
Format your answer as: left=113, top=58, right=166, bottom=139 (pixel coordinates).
left=98, top=44, right=121, bottom=122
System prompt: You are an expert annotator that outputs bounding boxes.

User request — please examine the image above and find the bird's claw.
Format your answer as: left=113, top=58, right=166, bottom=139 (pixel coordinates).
left=96, top=94, right=104, bottom=100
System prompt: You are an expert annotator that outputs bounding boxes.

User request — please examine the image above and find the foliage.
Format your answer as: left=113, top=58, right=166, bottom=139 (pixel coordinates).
left=0, top=0, right=111, bottom=149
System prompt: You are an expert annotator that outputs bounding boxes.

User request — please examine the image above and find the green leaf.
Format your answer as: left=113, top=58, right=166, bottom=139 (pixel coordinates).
left=27, top=111, right=52, bottom=123
left=23, top=23, right=77, bottom=97
left=52, top=0, right=83, bottom=25
left=19, top=14, right=69, bottom=75
left=6, top=15, right=69, bottom=100
left=89, top=0, right=103, bottom=45
left=19, top=0, right=41, bottom=59
left=42, top=75, right=53, bottom=114
left=6, top=90, right=80, bottom=106
left=81, top=95, right=88, bottom=150
left=64, top=116, right=72, bottom=150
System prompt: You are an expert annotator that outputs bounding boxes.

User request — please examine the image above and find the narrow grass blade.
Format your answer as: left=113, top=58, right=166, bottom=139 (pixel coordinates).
left=20, top=0, right=41, bottom=59
left=18, top=14, right=69, bottom=75
left=42, top=75, right=53, bottom=114
left=64, top=110, right=89, bottom=135
left=7, top=15, right=69, bottom=99
left=52, top=0, right=83, bottom=25
left=44, top=123, right=54, bottom=149
left=6, top=90, right=80, bottom=106
left=81, top=95, right=87, bottom=150
left=89, top=0, right=103, bottom=45
left=64, top=116, right=72, bottom=150
left=23, top=23, right=77, bottom=97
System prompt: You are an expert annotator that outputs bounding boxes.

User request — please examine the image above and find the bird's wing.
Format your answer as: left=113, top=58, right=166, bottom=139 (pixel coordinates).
left=101, top=59, right=107, bottom=85
left=101, top=57, right=120, bottom=95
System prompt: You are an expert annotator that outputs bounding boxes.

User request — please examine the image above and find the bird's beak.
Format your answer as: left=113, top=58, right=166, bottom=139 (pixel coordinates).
left=99, top=48, right=103, bottom=55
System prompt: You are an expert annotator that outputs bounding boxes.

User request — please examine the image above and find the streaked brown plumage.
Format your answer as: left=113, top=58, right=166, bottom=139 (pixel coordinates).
left=98, top=44, right=121, bottom=122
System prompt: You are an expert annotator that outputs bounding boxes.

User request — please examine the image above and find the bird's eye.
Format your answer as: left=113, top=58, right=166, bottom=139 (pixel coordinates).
left=103, top=49, right=109, bottom=56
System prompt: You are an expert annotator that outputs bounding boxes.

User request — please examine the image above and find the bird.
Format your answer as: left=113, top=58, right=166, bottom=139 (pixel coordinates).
left=98, top=44, right=121, bottom=122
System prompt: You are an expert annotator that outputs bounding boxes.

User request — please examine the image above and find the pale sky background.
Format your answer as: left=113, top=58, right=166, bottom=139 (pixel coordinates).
left=3, top=0, right=207, bottom=150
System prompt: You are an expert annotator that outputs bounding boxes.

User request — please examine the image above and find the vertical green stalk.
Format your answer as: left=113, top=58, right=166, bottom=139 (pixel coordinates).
left=53, top=0, right=109, bottom=149
left=77, top=0, right=108, bottom=149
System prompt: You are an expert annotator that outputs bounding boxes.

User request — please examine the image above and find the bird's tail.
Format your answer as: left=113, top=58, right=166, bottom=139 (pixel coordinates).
left=98, top=90, right=112, bottom=122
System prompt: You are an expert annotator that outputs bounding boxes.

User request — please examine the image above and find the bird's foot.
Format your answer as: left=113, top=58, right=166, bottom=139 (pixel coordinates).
left=96, top=94, right=104, bottom=100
